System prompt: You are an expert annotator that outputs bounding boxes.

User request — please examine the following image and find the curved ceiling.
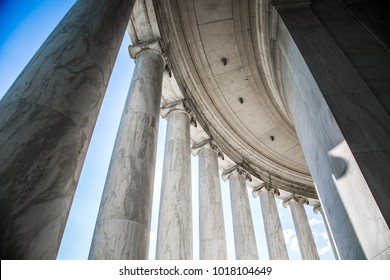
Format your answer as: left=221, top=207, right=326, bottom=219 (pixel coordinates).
left=151, top=0, right=317, bottom=198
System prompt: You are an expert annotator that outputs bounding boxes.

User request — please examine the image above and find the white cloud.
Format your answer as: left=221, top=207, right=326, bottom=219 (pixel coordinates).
left=321, top=231, right=329, bottom=240
left=309, top=217, right=323, bottom=226
left=318, top=240, right=332, bottom=256
left=283, top=228, right=299, bottom=252
left=277, top=200, right=284, bottom=208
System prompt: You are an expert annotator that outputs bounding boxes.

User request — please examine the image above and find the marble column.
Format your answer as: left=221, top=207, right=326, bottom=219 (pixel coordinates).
left=156, top=101, right=192, bottom=259
left=253, top=184, right=289, bottom=260
left=313, top=202, right=340, bottom=260
left=0, top=0, right=135, bottom=259
left=89, top=41, right=165, bottom=259
left=192, top=140, right=227, bottom=260
left=283, top=195, right=320, bottom=260
left=222, top=166, right=258, bottom=260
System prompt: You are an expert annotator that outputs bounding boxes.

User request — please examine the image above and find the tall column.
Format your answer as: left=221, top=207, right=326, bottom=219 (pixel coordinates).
left=156, top=101, right=192, bottom=259
left=222, top=166, right=258, bottom=260
left=0, top=0, right=135, bottom=259
left=89, top=41, right=165, bottom=259
left=283, top=195, right=320, bottom=260
left=193, top=140, right=227, bottom=260
left=313, top=203, right=340, bottom=260
left=253, top=184, right=289, bottom=260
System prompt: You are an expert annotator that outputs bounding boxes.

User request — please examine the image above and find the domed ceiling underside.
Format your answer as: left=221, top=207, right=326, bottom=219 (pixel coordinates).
left=150, top=0, right=317, bottom=198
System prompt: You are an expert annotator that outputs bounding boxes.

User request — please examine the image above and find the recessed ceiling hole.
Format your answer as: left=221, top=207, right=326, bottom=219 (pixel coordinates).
left=239, top=97, right=244, bottom=104
left=270, top=135, right=275, bottom=141
left=222, top=57, right=228, bottom=66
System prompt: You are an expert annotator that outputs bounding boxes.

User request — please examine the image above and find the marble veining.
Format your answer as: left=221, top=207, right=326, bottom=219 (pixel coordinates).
left=254, top=187, right=289, bottom=260
left=0, top=0, right=135, bottom=259
left=228, top=170, right=258, bottom=260
left=198, top=146, right=228, bottom=260
left=89, top=50, right=165, bottom=259
left=156, top=109, right=193, bottom=260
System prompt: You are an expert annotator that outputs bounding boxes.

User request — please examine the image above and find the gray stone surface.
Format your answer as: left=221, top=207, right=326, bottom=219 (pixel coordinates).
left=275, top=6, right=390, bottom=259
left=283, top=195, right=319, bottom=260
left=224, top=167, right=259, bottom=260
left=89, top=49, right=165, bottom=259
left=0, top=0, right=135, bottom=259
left=156, top=105, right=192, bottom=260
left=253, top=186, right=289, bottom=260
left=195, top=141, right=227, bottom=260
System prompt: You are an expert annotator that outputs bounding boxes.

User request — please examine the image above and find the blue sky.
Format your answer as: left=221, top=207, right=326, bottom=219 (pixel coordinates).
left=0, top=0, right=334, bottom=260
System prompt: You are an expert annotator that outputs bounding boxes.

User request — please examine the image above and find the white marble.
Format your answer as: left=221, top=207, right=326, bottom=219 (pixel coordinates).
left=313, top=203, right=339, bottom=260
left=253, top=185, right=289, bottom=260
left=223, top=166, right=259, bottom=260
left=275, top=6, right=390, bottom=259
left=89, top=46, right=165, bottom=259
left=283, top=195, right=319, bottom=260
left=194, top=140, right=227, bottom=259
left=0, top=0, right=135, bottom=259
left=156, top=102, right=192, bottom=260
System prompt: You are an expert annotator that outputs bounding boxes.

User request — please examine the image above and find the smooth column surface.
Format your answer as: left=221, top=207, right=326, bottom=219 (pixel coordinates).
left=195, top=141, right=227, bottom=259
left=254, top=186, right=288, bottom=260
left=284, top=195, right=319, bottom=260
left=0, top=0, right=135, bottom=259
left=314, top=203, right=339, bottom=260
left=224, top=167, right=258, bottom=260
left=156, top=104, right=192, bottom=259
left=89, top=47, right=165, bottom=259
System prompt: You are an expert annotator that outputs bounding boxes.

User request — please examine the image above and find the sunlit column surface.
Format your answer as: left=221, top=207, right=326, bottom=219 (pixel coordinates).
left=313, top=202, right=340, bottom=260
left=283, top=195, right=320, bottom=260
left=253, top=185, right=289, bottom=260
left=193, top=140, right=227, bottom=260
left=156, top=101, right=192, bottom=259
left=222, top=166, right=258, bottom=260
left=0, top=0, right=135, bottom=259
left=89, top=41, right=165, bottom=259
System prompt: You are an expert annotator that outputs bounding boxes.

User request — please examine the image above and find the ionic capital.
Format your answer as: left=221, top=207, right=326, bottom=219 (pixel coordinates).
left=192, top=139, right=224, bottom=159
left=282, top=194, right=309, bottom=208
left=313, top=202, right=322, bottom=214
left=128, top=40, right=165, bottom=61
left=160, top=100, right=197, bottom=127
left=252, top=183, right=280, bottom=198
left=221, top=165, right=252, bottom=182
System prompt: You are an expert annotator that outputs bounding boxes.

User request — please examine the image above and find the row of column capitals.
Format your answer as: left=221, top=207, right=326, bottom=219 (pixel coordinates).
left=221, top=165, right=252, bottom=182
left=252, top=184, right=280, bottom=198
left=128, top=40, right=166, bottom=61
left=160, top=100, right=197, bottom=126
left=191, top=139, right=224, bottom=159
left=282, top=194, right=309, bottom=208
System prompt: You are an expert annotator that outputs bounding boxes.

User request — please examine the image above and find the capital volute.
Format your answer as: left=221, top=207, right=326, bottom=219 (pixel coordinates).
left=313, top=202, right=322, bottom=214
left=128, top=40, right=165, bottom=61
left=252, top=183, right=280, bottom=198
left=221, top=165, right=252, bottom=182
left=160, top=100, right=196, bottom=124
left=192, top=139, right=224, bottom=159
left=282, top=194, right=309, bottom=208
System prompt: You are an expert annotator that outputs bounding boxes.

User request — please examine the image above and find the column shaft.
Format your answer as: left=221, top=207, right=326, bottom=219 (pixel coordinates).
left=314, top=204, right=340, bottom=260
left=228, top=171, right=258, bottom=260
left=198, top=146, right=227, bottom=259
left=156, top=108, right=192, bottom=259
left=286, top=197, right=319, bottom=260
left=89, top=49, right=165, bottom=259
left=0, top=0, right=135, bottom=259
left=257, top=189, right=288, bottom=259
